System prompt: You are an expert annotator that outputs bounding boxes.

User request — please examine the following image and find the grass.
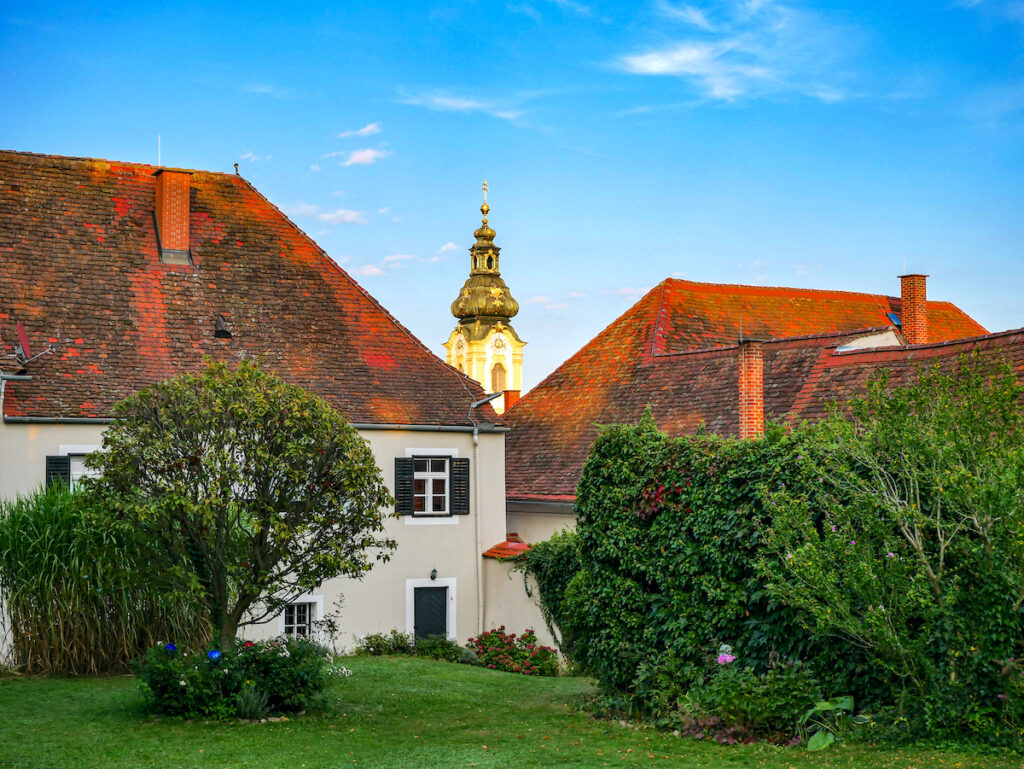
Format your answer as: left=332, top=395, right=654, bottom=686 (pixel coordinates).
left=0, top=657, right=1019, bottom=769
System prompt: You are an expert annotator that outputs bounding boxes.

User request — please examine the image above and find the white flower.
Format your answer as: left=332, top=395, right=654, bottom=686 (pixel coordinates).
left=179, top=679, right=187, bottom=687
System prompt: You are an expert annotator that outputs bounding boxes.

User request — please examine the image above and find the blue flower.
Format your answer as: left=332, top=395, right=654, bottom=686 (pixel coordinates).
left=208, top=649, right=222, bottom=660
left=164, top=643, right=177, bottom=653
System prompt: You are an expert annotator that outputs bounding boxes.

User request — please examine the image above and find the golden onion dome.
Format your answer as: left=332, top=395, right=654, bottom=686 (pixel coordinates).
left=451, top=185, right=519, bottom=323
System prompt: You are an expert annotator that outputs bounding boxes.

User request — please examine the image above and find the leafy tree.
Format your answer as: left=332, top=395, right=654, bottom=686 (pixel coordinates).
left=762, top=355, right=1024, bottom=734
left=84, top=360, right=395, bottom=647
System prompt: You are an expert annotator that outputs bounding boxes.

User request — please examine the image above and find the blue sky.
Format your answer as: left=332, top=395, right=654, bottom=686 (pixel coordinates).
left=2, top=1, right=1022, bottom=390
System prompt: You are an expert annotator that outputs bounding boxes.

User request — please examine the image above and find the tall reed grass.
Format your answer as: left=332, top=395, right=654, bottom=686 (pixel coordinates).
left=0, top=486, right=208, bottom=674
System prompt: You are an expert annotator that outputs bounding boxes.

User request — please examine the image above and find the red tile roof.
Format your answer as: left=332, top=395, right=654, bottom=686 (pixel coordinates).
left=505, top=279, right=1000, bottom=502
left=0, top=150, right=497, bottom=426
left=482, top=540, right=530, bottom=559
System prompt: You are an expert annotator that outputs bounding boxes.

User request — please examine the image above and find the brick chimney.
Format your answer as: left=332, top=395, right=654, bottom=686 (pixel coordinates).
left=154, top=169, right=193, bottom=264
left=503, top=389, right=521, bottom=410
left=898, top=273, right=929, bottom=345
left=738, top=339, right=765, bottom=440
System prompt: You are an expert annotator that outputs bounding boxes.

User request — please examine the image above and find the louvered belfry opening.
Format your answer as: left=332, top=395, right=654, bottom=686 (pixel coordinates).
left=154, top=168, right=193, bottom=265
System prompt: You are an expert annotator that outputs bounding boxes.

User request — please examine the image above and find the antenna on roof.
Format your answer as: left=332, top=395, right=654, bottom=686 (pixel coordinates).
left=9, top=321, right=53, bottom=367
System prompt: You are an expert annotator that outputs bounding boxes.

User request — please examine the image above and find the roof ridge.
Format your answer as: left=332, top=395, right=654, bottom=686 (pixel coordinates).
left=665, top=276, right=902, bottom=302
left=0, top=148, right=237, bottom=178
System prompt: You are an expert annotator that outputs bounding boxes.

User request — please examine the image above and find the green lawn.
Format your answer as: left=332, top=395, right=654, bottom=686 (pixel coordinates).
left=0, top=657, right=1019, bottom=769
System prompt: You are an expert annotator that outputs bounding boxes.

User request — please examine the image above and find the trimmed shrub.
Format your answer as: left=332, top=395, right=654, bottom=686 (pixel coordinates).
left=138, top=636, right=350, bottom=718
left=353, top=629, right=415, bottom=656
left=414, top=634, right=462, bottom=662
left=467, top=627, right=559, bottom=676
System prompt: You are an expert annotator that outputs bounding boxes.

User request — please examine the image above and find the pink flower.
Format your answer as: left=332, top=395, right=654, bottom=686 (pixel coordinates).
left=717, top=653, right=736, bottom=665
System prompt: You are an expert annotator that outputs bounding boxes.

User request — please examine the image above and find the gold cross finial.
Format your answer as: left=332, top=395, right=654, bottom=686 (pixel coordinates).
left=482, top=179, right=488, bottom=204
left=480, top=179, right=490, bottom=219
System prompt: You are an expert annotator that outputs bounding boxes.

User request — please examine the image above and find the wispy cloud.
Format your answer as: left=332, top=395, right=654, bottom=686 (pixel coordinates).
left=399, top=91, right=523, bottom=121
left=309, top=163, right=321, bottom=172
left=963, top=80, right=1024, bottom=125
left=526, top=295, right=553, bottom=304
left=351, top=264, right=385, bottom=276
left=241, top=83, right=306, bottom=99
left=339, top=122, right=381, bottom=138
left=438, top=241, right=459, bottom=253
left=240, top=151, right=272, bottom=163
left=547, top=0, right=593, bottom=17
left=508, top=4, right=542, bottom=21
left=617, top=1, right=863, bottom=103
left=383, top=253, right=415, bottom=263
left=603, top=286, right=652, bottom=297
left=343, top=148, right=392, bottom=167
left=284, top=202, right=369, bottom=224
left=952, top=0, right=1024, bottom=26
left=568, top=291, right=586, bottom=298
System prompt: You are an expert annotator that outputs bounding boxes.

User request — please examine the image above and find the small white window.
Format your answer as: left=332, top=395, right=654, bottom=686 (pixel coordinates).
left=283, top=602, right=314, bottom=636
left=413, top=457, right=448, bottom=515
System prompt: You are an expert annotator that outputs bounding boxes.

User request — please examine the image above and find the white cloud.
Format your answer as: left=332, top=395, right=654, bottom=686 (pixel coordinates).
left=546, top=0, right=592, bottom=16
left=438, top=241, right=459, bottom=253
left=309, top=163, right=321, bottom=172
left=383, top=253, right=415, bottom=263
left=603, top=286, right=652, bottom=297
left=338, top=122, right=381, bottom=138
left=317, top=208, right=368, bottom=224
left=343, top=148, right=392, bottom=167
left=527, top=296, right=553, bottom=304
left=399, top=92, right=523, bottom=121
left=616, top=1, right=862, bottom=103
left=241, top=83, right=303, bottom=99
left=240, top=151, right=272, bottom=163
left=568, top=291, right=586, bottom=298
left=284, top=202, right=322, bottom=217
left=508, top=3, right=542, bottom=21
left=351, top=264, right=385, bottom=276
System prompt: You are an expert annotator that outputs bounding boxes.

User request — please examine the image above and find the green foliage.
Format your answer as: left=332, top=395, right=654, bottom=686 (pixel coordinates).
left=799, top=696, right=868, bottom=751
left=561, top=408, right=871, bottom=716
left=83, top=359, right=395, bottom=646
left=138, top=636, right=349, bottom=718
left=762, top=356, right=1024, bottom=738
left=414, top=635, right=463, bottom=662
left=466, top=627, right=560, bottom=676
left=353, top=629, right=415, bottom=656
left=0, top=486, right=207, bottom=674
left=687, top=658, right=823, bottom=737
left=516, top=528, right=582, bottom=659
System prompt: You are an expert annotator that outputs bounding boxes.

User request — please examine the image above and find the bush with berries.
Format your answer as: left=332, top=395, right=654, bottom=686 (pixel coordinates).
left=466, top=627, right=559, bottom=676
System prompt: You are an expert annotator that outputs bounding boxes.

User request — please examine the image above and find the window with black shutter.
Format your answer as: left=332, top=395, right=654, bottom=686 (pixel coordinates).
left=45, top=455, right=71, bottom=489
left=396, top=455, right=470, bottom=517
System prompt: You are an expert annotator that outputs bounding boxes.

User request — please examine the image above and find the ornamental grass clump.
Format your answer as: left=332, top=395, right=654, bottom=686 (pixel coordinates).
left=138, top=636, right=350, bottom=719
left=467, top=627, right=558, bottom=676
left=0, top=486, right=207, bottom=674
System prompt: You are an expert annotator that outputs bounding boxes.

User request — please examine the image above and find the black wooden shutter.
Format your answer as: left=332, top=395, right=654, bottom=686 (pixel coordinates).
left=451, top=457, right=470, bottom=515
left=394, top=457, right=414, bottom=515
left=45, top=455, right=71, bottom=489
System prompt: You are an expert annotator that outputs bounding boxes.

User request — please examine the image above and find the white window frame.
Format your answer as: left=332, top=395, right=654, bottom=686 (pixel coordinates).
left=59, top=444, right=101, bottom=490
left=403, top=448, right=460, bottom=526
left=405, top=577, right=457, bottom=641
left=276, top=594, right=324, bottom=636
left=413, top=456, right=450, bottom=516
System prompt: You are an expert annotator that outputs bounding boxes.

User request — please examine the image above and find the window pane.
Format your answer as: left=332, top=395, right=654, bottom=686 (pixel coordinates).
left=432, top=478, right=446, bottom=495
left=414, top=495, right=425, bottom=512
left=414, top=479, right=426, bottom=494
left=430, top=459, right=446, bottom=473
left=433, top=495, right=446, bottom=512
left=414, top=459, right=428, bottom=473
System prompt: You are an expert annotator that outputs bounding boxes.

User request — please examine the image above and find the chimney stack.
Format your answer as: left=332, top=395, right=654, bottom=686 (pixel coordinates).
left=503, top=389, right=521, bottom=410
left=898, top=273, right=929, bottom=345
left=154, top=169, right=193, bottom=264
left=738, top=338, right=765, bottom=440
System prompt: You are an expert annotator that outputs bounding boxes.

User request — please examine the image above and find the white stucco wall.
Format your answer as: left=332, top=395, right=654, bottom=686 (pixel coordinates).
left=0, top=415, right=508, bottom=654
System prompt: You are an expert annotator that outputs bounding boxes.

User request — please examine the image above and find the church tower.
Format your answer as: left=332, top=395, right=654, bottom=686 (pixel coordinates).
left=444, top=182, right=525, bottom=414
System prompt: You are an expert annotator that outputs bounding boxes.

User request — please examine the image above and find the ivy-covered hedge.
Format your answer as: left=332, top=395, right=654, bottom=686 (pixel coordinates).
left=546, top=412, right=877, bottom=715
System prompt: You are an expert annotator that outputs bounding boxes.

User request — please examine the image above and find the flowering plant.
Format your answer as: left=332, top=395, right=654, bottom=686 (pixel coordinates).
left=466, top=627, right=558, bottom=676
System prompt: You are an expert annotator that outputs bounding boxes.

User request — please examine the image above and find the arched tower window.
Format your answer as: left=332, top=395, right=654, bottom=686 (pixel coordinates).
left=491, top=362, right=506, bottom=393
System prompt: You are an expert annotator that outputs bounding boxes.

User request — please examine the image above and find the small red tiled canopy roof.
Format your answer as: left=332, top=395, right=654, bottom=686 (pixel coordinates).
left=482, top=540, right=530, bottom=559
left=0, top=150, right=497, bottom=426
left=505, top=279, right=1001, bottom=503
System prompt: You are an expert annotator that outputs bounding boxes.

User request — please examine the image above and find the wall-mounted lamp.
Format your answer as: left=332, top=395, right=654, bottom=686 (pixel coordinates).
left=430, top=568, right=437, bottom=581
